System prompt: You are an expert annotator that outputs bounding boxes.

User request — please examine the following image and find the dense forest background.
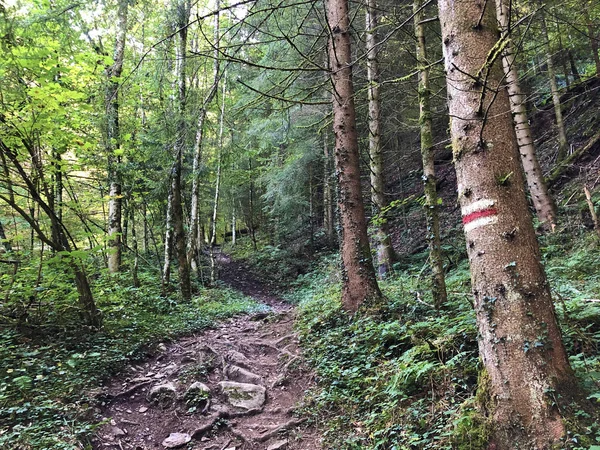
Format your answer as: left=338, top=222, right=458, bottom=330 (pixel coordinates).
left=1, top=0, right=600, bottom=448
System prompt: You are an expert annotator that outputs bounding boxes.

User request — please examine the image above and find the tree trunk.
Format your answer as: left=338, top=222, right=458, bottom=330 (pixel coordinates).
left=322, top=133, right=335, bottom=247
left=209, top=74, right=226, bottom=284
left=172, top=0, right=192, bottom=300
left=0, top=219, right=12, bottom=252
left=366, top=0, right=394, bottom=278
left=130, top=203, right=140, bottom=288
left=232, top=208, right=236, bottom=245
left=438, top=0, right=585, bottom=448
left=106, top=0, right=128, bottom=273
left=188, top=1, right=220, bottom=274
left=568, top=50, right=581, bottom=83
left=162, top=173, right=174, bottom=294
left=414, top=0, right=447, bottom=308
left=496, top=0, right=557, bottom=230
left=540, top=5, right=569, bottom=162
left=51, top=149, right=64, bottom=249
left=584, top=185, right=600, bottom=237
left=584, top=5, right=600, bottom=78
left=327, top=0, right=381, bottom=312
left=74, top=265, right=102, bottom=329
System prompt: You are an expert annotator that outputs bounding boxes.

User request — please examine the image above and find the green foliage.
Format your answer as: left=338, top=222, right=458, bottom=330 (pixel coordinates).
left=294, top=257, right=479, bottom=449
left=295, top=240, right=600, bottom=449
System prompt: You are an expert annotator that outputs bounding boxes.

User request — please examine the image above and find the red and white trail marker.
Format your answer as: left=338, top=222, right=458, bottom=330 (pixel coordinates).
left=462, top=199, right=498, bottom=233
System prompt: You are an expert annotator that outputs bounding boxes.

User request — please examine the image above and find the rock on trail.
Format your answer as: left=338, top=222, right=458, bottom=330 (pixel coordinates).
left=93, top=255, right=320, bottom=449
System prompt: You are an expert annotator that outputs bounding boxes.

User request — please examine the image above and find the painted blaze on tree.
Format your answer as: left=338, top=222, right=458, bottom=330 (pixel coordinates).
left=438, top=0, right=592, bottom=448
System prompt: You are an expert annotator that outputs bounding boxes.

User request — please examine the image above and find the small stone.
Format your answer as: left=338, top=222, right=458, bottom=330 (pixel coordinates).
left=157, top=343, right=167, bottom=352
left=148, top=382, right=177, bottom=408
left=218, top=381, right=266, bottom=410
left=161, top=432, right=191, bottom=448
left=111, top=426, right=126, bottom=437
left=138, top=406, right=148, bottom=413
left=267, top=440, right=288, bottom=450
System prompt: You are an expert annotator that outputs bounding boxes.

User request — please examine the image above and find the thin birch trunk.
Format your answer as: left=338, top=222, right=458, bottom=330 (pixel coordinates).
left=232, top=207, right=236, bottom=245
left=209, top=74, right=227, bottom=284
left=106, top=0, right=128, bottom=273
left=161, top=175, right=175, bottom=294
left=414, top=0, right=447, bottom=308
left=188, top=0, right=221, bottom=273
left=497, top=0, right=557, bottom=229
left=366, top=0, right=394, bottom=277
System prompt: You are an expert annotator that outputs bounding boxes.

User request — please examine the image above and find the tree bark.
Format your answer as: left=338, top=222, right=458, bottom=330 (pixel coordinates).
left=539, top=4, right=569, bottom=162
left=414, top=0, right=447, bottom=308
left=322, top=133, right=335, bottom=247
left=496, top=0, right=557, bottom=230
left=188, top=1, right=220, bottom=274
left=366, top=0, right=394, bottom=278
left=584, top=185, right=600, bottom=237
left=0, top=219, right=12, bottom=252
left=106, top=0, right=128, bottom=273
left=130, top=203, right=140, bottom=288
left=162, top=169, right=175, bottom=294
left=327, top=0, right=381, bottom=312
left=568, top=50, right=581, bottom=83
left=438, top=0, right=584, bottom=447
left=172, top=0, right=192, bottom=300
left=209, top=74, right=227, bottom=285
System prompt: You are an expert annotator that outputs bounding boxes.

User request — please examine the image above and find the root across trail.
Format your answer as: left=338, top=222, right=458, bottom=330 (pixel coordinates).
left=93, top=256, right=320, bottom=450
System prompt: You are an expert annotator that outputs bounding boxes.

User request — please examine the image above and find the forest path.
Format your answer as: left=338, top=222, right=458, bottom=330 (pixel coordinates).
left=93, top=254, right=320, bottom=450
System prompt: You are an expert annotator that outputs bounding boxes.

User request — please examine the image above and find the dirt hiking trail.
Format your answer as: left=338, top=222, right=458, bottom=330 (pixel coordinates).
left=93, top=255, right=321, bottom=450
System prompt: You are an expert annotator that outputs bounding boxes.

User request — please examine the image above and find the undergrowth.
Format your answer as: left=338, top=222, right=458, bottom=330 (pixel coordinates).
left=0, top=265, right=259, bottom=449
left=291, top=235, right=600, bottom=449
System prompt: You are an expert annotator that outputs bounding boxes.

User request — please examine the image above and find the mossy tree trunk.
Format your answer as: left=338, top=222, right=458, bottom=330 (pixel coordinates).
left=414, top=0, right=447, bottom=308
left=496, top=0, right=557, bottom=230
left=366, top=0, right=394, bottom=278
left=326, top=0, right=381, bottom=312
left=106, top=0, right=128, bottom=274
left=172, top=0, right=192, bottom=301
left=438, top=0, right=585, bottom=447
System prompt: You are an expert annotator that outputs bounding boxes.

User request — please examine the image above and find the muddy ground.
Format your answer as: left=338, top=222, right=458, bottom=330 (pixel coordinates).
left=93, top=256, right=321, bottom=450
